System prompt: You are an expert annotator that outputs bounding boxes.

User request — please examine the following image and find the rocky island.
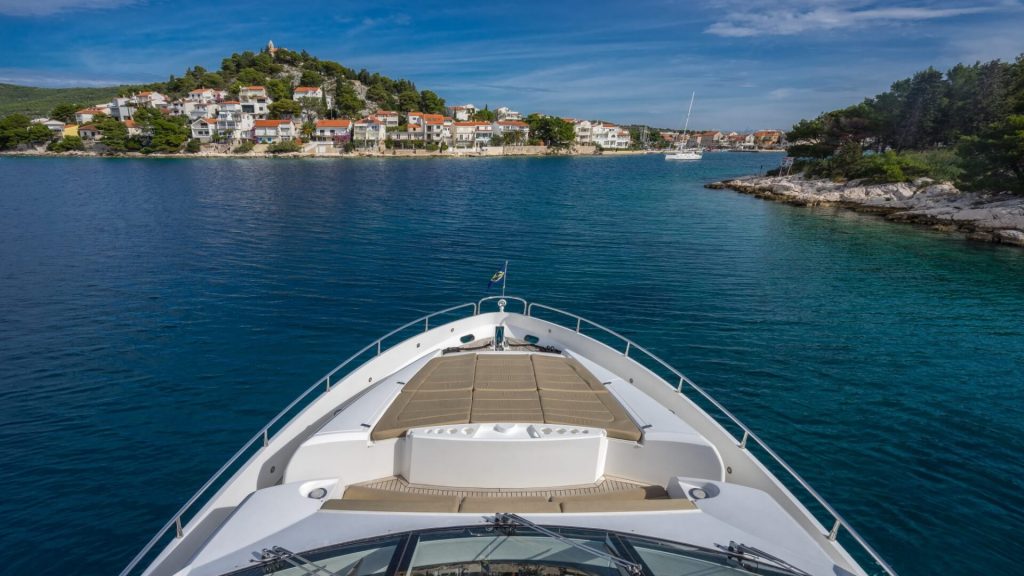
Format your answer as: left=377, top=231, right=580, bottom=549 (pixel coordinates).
left=707, top=175, right=1024, bottom=247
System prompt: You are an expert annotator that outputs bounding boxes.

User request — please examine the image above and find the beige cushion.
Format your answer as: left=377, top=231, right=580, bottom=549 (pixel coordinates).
left=560, top=499, right=697, bottom=513
left=403, top=355, right=476, bottom=392
left=342, top=486, right=461, bottom=506
left=540, top=390, right=641, bottom=442
left=370, top=390, right=471, bottom=440
left=323, top=499, right=459, bottom=513
left=553, top=485, right=668, bottom=505
left=471, top=390, right=544, bottom=423
left=459, top=496, right=560, bottom=513
left=474, top=355, right=537, bottom=391
left=370, top=353, right=642, bottom=442
left=532, top=355, right=605, bottom=392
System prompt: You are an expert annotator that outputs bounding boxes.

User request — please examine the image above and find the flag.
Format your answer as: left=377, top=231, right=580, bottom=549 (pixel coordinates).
left=487, top=269, right=505, bottom=290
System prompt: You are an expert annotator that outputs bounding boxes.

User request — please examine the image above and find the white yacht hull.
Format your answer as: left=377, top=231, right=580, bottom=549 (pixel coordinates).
left=665, top=150, right=703, bottom=161
left=122, top=298, right=895, bottom=576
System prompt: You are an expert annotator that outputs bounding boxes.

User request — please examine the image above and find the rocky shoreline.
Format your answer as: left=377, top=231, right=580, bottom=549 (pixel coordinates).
left=706, top=175, right=1024, bottom=247
left=0, top=147, right=651, bottom=160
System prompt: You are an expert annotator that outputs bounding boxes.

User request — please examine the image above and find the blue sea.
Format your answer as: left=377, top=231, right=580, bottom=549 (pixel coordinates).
left=1, top=153, right=1022, bottom=576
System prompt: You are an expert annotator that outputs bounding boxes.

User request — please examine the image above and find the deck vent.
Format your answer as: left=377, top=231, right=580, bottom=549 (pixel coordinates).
left=460, top=334, right=474, bottom=344
left=307, top=487, right=327, bottom=499
left=689, top=488, right=708, bottom=500
left=524, top=334, right=540, bottom=344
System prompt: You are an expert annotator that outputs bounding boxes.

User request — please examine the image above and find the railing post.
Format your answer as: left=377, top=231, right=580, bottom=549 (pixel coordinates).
left=828, top=519, right=842, bottom=541
left=377, top=340, right=381, bottom=355
left=624, top=342, right=631, bottom=356
left=677, top=376, right=684, bottom=390
left=175, top=516, right=183, bottom=539
left=425, top=317, right=429, bottom=332
left=576, top=318, right=581, bottom=333
left=262, top=429, right=269, bottom=448
left=739, top=430, right=749, bottom=449
left=325, top=375, right=331, bottom=392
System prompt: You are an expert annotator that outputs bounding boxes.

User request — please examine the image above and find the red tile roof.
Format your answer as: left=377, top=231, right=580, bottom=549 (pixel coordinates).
left=243, top=86, right=265, bottom=90
left=497, top=120, right=529, bottom=127
left=254, top=119, right=292, bottom=127
left=316, top=119, right=352, bottom=128
left=294, top=86, right=320, bottom=92
left=454, top=121, right=490, bottom=126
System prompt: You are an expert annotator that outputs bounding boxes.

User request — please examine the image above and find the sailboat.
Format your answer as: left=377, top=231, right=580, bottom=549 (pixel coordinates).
left=666, top=92, right=703, bottom=161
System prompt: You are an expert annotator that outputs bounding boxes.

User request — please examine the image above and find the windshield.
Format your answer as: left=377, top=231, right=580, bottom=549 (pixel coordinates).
left=230, top=525, right=803, bottom=576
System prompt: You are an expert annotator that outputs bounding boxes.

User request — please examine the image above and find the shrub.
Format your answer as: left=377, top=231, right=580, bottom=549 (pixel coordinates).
left=47, top=136, right=85, bottom=152
left=186, top=138, right=201, bottom=153
left=233, top=141, right=254, bottom=154
left=267, top=139, right=301, bottom=154
left=343, top=141, right=356, bottom=153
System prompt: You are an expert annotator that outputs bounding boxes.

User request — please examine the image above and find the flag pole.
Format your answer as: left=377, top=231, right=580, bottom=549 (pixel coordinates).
left=501, top=260, right=508, bottom=297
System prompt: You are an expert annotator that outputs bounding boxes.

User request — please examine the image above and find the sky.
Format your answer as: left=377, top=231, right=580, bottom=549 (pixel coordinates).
left=0, top=0, right=1022, bottom=130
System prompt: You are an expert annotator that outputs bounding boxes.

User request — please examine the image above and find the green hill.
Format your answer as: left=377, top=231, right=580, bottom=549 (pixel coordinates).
left=0, top=83, right=120, bottom=119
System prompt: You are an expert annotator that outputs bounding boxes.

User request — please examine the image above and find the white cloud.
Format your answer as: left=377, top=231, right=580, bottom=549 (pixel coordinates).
left=705, top=2, right=995, bottom=37
left=0, top=0, right=139, bottom=16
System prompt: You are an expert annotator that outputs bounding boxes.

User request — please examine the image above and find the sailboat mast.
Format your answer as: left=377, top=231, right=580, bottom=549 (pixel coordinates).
left=682, top=91, right=695, bottom=137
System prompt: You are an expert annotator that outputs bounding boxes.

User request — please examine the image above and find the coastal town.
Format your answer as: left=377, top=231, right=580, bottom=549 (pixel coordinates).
left=27, top=91, right=786, bottom=156
left=7, top=43, right=786, bottom=157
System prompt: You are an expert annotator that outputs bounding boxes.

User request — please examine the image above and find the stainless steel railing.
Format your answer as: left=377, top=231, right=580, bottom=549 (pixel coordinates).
left=525, top=302, right=897, bottom=576
left=118, top=302, right=477, bottom=576
left=120, top=297, right=895, bottom=576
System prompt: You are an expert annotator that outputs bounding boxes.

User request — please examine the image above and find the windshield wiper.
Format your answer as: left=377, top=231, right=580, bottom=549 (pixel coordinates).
left=492, top=513, right=644, bottom=576
left=252, top=545, right=363, bottom=576
left=715, top=541, right=812, bottom=576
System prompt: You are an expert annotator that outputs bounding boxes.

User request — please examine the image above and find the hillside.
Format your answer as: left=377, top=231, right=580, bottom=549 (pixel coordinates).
left=0, top=83, right=121, bottom=118
left=0, top=43, right=447, bottom=121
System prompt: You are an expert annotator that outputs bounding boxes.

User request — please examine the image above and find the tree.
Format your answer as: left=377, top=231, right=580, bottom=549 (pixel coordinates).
left=472, top=106, right=496, bottom=122
left=266, top=79, right=292, bottom=102
left=236, top=68, right=267, bottom=87
left=398, top=89, right=420, bottom=113
left=51, top=103, right=82, bottom=123
left=335, top=79, right=363, bottom=117
left=300, top=69, right=323, bottom=87
left=419, top=90, right=445, bottom=114
left=301, top=121, right=315, bottom=139
left=269, top=99, right=303, bottom=119
left=958, top=115, right=1024, bottom=193
left=186, top=138, right=202, bottom=153
left=525, top=114, right=575, bottom=149
left=365, top=83, right=396, bottom=109
left=48, top=135, right=85, bottom=152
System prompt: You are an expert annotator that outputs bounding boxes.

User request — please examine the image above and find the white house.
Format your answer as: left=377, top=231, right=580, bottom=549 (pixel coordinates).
left=190, top=117, right=219, bottom=142
left=188, top=89, right=215, bottom=103
left=449, top=104, right=476, bottom=122
left=216, top=101, right=253, bottom=142
left=314, top=119, right=352, bottom=143
left=495, top=106, right=522, bottom=121
left=353, top=117, right=386, bottom=148
left=79, top=125, right=102, bottom=140
left=493, top=120, right=530, bottom=143
left=109, top=97, right=137, bottom=121
left=37, top=119, right=66, bottom=138
left=134, top=91, right=167, bottom=108
left=452, top=121, right=493, bottom=149
left=253, top=119, right=297, bottom=143
left=293, top=86, right=323, bottom=101
left=566, top=119, right=592, bottom=145
left=75, top=107, right=105, bottom=124
left=374, top=111, right=400, bottom=127
left=591, top=123, right=630, bottom=149
left=240, top=86, right=272, bottom=119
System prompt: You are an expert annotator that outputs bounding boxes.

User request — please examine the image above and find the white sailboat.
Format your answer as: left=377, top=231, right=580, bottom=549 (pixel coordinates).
left=666, top=92, right=703, bottom=161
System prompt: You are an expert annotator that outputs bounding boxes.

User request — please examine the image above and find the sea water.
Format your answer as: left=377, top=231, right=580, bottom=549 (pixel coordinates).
left=1, top=153, right=1022, bottom=575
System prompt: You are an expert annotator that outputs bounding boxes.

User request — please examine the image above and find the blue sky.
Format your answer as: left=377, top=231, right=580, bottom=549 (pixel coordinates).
left=1, top=0, right=1022, bottom=130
